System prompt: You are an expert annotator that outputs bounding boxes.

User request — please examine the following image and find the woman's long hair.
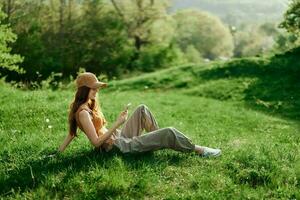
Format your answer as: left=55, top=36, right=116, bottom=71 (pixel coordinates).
left=68, top=86, right=106, bottom=137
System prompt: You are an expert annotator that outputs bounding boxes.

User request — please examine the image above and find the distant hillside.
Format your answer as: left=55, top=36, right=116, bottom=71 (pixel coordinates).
left=169, top=0, right=289, bottom=25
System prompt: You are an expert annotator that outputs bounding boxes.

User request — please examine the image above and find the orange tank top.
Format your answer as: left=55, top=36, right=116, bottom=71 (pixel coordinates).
left=75, top=105, right=114, bottom=152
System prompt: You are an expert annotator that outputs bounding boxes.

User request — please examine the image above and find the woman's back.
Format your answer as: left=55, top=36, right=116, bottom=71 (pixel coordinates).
left=75, top=105, right=105, bottom=134
left=75, top=105, right=114, bottom=151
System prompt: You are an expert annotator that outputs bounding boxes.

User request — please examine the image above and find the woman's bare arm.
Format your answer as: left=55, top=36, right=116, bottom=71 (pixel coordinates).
left=58, top=133, right=75, bottom=152
left=78, top=110, right=126, bottom=148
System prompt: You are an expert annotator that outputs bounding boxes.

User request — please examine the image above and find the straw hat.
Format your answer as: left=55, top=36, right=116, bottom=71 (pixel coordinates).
left=76, top=72, right=107, bottom=89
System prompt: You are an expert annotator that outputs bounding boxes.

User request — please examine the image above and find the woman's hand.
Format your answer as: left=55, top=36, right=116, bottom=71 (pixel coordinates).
left=116, top=110, right=128, bottom=126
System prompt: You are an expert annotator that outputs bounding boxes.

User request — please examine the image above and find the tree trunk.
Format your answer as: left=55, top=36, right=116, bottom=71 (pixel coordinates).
left=59, top=0, right=65, bottom=40
left=68, top=0, right=73, bottom=22
left=59, top=0, right=65, bottom=67
left=5, top=0, right=12, bottom=24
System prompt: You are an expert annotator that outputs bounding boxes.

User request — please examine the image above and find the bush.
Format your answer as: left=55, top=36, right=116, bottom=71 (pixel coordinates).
left=0, top=10, right=23, bottom=74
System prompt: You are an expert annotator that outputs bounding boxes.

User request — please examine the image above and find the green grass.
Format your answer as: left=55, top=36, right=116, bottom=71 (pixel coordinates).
left=108, top=47, right=300, bottom=122
left=1, top=48, right=300, bottom=199
left=0, top=81, right=299, bottom=199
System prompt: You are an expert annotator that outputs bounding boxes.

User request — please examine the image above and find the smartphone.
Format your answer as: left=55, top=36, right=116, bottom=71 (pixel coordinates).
left=124, top=103, right=132, bottom=110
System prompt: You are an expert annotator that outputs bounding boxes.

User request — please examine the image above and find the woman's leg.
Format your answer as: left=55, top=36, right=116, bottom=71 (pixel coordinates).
left=114, top=127, right=196, bottom=153
left=120, top=104, right=159, bottom=138
left=113, top=104, right=221, bottom=157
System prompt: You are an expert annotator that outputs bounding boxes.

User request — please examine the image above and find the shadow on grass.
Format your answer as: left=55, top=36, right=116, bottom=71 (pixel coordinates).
left=199, top=47, right=300, bottom=122
left=0, top=148, right=190, bottom=197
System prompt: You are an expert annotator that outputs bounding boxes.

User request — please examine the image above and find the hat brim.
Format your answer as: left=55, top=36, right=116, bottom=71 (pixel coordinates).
left=91, top=81, right=108, bottom=89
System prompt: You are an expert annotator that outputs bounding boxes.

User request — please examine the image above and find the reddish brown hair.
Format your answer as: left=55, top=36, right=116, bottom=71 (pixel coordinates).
left=68, top=86, right=106, bottom=137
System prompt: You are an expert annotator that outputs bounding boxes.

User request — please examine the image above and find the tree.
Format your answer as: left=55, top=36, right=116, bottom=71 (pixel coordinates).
left=184, top=45, right=203, bottom=63
left=0, top=0, right=182, bottom=84
left=72, top=0, right=132, bottom=78
left=234, top=31, right=265, bottom=57
left=259, top=22, right=279, bottom=37
left=4, top=0, right=58, bottom=82
left=233, top=23, right=278, bottom=57
left=273, top=32, right=300, bottom=52
left=280, top=0, right=300, bottom=36
left=110, top=0, right=174, bottom=63
left=0, top=0, right=34, bottom=26
left=173, top=9, right=234, bottom=60
left=0, top=9, right=23, bottom=75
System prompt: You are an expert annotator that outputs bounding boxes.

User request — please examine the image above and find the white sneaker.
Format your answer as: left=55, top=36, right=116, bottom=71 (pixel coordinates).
left=202, top=147, right=222, bottom=157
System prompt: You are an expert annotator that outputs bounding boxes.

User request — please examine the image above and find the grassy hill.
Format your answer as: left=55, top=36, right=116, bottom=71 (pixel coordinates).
left=108, top=47, right=300, bottom=122
left=0, top=48, right=299, bottom=199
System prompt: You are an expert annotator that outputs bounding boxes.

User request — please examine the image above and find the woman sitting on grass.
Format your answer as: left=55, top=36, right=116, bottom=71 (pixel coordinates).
left=58, top=72, right=221, bottom=157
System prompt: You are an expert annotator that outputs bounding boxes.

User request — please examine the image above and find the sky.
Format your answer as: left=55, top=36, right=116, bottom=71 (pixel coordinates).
left=170, top=0, right=289, bottom=25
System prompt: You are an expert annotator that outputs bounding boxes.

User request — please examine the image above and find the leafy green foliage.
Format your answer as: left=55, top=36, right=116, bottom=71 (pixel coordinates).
left=273, top=31, right=300, bottom=52
left=232, top=23, right=280, bottom=57
left=173, top=9, right=234, bottom=59
left=0, top=10, right=23, bottom=74
left=5, top=0, right=133, bottom=83
left=1, top=0, right=187, bottom=84
left=280, top=0, right=300, bottom=35
left=0, top=0, right=295, bottom=88
left=110, top=0, right=178, bottom=71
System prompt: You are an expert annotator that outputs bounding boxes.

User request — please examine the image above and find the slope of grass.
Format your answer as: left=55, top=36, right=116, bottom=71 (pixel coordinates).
left=108, top=48, right=300, bottom=122
left=0, top=82, right=299, bottom=199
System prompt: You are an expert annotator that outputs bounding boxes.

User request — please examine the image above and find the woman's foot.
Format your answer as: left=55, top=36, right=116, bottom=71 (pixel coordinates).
left=194, top=145, right=221, bottom=157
